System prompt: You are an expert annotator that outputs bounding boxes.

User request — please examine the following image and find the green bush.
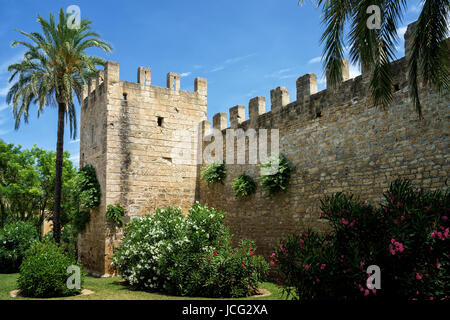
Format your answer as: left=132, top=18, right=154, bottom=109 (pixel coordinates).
left=112, top=203, right=269, bottom=298
left=18, top=241, right=84, bottom=298
left=232, top=174, right=257, bottom=198
left=106, top=203, right=125, bottom=226
left=260, top=154, right=293, bottom=197
left=43, top=224, right=78, bottom=260
left=0, top=221, right=39, bottom=273
left=273, top=179, right=450, bottom=301
left=201, top=162, right=227, bottom=185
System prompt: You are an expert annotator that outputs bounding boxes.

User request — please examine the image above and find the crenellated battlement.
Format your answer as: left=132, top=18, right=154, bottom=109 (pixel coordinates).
left=81, top=61, right=207, bottom=109
left=202, top=22, right=423, bottom=135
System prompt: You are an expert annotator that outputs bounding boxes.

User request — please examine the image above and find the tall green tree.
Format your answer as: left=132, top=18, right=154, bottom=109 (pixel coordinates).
left=6, top=9, right=111, bottom=243
left=0, top=140, right=77, bottom=230
left=300, top=0, right=449, bottom=116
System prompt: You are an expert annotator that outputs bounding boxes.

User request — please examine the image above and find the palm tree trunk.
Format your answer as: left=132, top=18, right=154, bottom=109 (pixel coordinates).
left=53, top=102, right=65, bottom=244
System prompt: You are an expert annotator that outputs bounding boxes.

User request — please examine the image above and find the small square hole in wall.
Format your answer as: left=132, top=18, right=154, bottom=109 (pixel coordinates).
left=157, top=117, right=164, bottom=127
left=393, top=84, right=400, bottom=92
left=123, top=93, right=128, bottom=101
left=316, top=111, right=322, bottom=119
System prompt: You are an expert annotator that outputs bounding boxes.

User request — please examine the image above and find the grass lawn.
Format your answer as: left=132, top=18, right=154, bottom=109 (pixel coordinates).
left=0, top=273, right=286, bottom=300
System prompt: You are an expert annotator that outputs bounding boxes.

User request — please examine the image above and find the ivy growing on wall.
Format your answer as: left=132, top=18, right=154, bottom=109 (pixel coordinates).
left=260, top=154, right=293, bottom=198
left=232, top=174, right=257, bottom=198
left=201, top=162, right=227, bottom=185
left=106, top=203, right=125, bottom=227
left=72, top=165, right=101, bottom=233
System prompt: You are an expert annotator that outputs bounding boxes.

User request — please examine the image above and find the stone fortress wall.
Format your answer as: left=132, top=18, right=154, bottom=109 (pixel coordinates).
left=79, top=62, right=207, bottom=275
left=79, top=22, right=449, bottom=275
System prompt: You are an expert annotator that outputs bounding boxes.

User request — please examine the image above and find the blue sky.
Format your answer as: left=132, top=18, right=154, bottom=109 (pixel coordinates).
left=0, top=0, right=424, bottom=165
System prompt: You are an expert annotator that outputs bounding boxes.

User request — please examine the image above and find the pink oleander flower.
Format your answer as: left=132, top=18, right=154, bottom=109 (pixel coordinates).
left=320, top=264, right=326, bottom=270
left=389, top=239, right=405, bottom=255
left=342, top=218, right=349, bottom=225
left=416, top=273, right=422, bottom=280
left=305, top=264, right=310, bottom=270
left=271, top=252, right=276, bottom=258
left=270, top=260, right=275, bottom=266
left=364, top=289, right=370, bottom=296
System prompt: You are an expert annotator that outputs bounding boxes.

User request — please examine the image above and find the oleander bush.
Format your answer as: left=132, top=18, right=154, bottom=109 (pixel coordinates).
left=112, top=203, right=269, bottom=298
left=272, top=179, right=449, bottom=301
left=18, top=241, right=85, bottom=298
left=201, top=162, right=227, bottom=185
left=232, top=174, right=257, bottom=198
left=0, top=221, right=39, bottom=273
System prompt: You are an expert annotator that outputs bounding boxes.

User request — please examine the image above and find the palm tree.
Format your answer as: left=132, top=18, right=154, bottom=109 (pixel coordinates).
left=300, top=0, right=449, bottom=117
left=6, top=9, right=112, bottom=243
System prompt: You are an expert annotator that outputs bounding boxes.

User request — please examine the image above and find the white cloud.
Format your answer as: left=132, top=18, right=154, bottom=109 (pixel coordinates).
left=0, top=128, right=12, bottom=135
left=224, top=53, right=255, bottom=64
left=0, top=104, right=10, bottom=112
left=180, top=72, right=191, bottom=77
left=0, top=51, right=25, bottom=74
left=308, top=56, right=322, bottom=64
left=0, top=84, right=11, bottom=96
left=210, top=66, right=225, bottom=72
left=318, top=76, right=326, bottom=85
left=349, top=63, right=361, bottom=79
left=278, top=68, right=292, bottom=74
left=279, top=74, right=298, bottom=80
left=69, top=138, right=80, bottom=144
left=69, top=153, right=80, bottom=162
left=397, top=26, right=408, bottom=39
left=409, top=2, right=423, bottom=14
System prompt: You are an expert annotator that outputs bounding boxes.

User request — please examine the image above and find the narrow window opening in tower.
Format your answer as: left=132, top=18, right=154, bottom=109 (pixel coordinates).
left=123, top=93, right=127, bottom=100
left=144, top=71, right=147, bottom=86
left=157, top=117, right=164, bottom=127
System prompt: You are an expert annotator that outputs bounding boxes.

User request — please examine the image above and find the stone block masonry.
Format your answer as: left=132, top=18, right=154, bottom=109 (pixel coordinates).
left=79, top=62, right=207, bottom=275
left=80, top=22, right=449, bottom=275
left=199, top=23, right=449, bottom=259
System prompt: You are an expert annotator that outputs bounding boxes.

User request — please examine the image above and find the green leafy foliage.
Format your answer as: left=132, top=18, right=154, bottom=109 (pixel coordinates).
left=71, top=165, right=101, bottom=234
left=232, top=174, right=257, bottom=198
left=273, top=179, right=449, bottom=301
left=43, top=224, right=78, bottom=261
left=0, top=221, right=39, bottom=273
left=201, top=162, right=227, bottom=185
left=106, top=203, right=125, bottom=226
left=259, top=154, right=293, bottom=197
left=75, top=165, right=101, bottom=210
left=112, top=203, right=269, bottom=298
left=0, top=140, right=77, bottom=229
left=18, top=241, right=85, bottom=298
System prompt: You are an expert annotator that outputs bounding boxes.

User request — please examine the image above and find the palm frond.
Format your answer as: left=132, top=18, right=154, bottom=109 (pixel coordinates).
left=409, top=0, right=450, bottom=117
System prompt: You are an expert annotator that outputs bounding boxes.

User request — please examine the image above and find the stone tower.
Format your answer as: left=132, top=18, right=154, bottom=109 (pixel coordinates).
left=79, top=62, right=207, bottom=276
